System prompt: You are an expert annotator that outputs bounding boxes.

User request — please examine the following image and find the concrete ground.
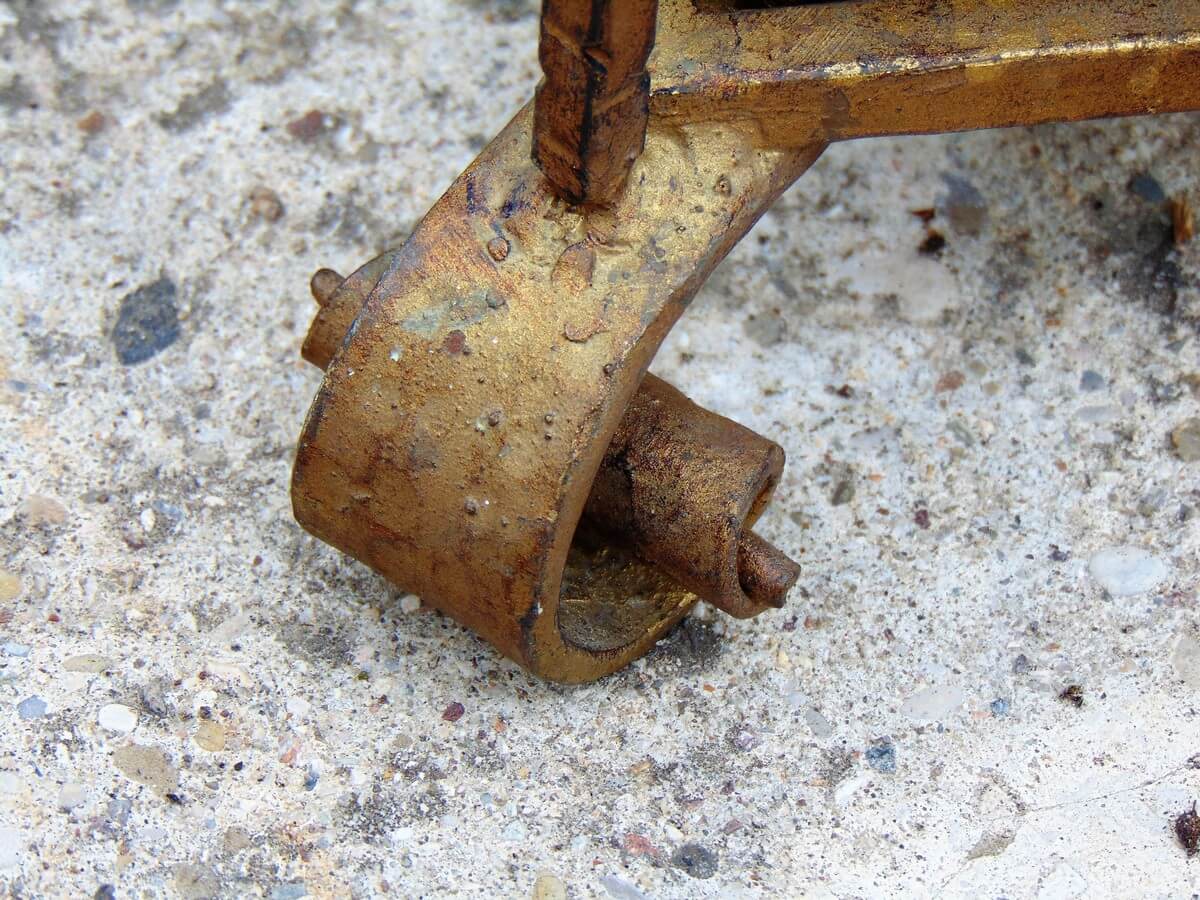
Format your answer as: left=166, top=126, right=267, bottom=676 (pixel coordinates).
left=2, top=1, right=1199, bottom=897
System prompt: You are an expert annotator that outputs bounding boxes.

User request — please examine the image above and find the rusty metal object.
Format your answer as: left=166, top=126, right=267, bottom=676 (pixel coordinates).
left=583, top=374, right=798, bottom=617
left=293, top=107, right=821, bottom=683
left=304, top=277, right=800, bottom=618
left=293, top=0, right=1200, bottom=682
left=533, top=0, right=659, bottom=205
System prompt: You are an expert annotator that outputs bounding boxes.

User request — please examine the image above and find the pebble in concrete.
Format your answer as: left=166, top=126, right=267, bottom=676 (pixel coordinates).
left=1088, top=547, right=1169, bottom=597
left=16, top=698, right=46, bottom=720
left=98, top=704, right=138, bottom=733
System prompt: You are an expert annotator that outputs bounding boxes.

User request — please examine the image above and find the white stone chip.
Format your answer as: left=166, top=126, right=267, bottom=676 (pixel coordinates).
left=0, top=827, right=21, bottom=870
left=98, top=703, right=138, bottom=733
left=1087, top=547, right=1169, bottom=597
left=399, top=595, right=421, bottom=614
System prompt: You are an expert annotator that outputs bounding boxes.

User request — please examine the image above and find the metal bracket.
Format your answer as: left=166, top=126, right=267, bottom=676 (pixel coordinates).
left=293, top=0, right=1200, bottom=682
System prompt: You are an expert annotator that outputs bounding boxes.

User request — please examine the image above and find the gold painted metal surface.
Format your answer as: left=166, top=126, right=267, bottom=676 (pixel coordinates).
left=533, top=0, right=659, bottom=204
left=293, top=105, right=822, bottom=682
left=303, top=281, right=803, bottom=619
left=293, top=0, right=1200, bottom=682
left=652, top=0, right=1200, bottom=146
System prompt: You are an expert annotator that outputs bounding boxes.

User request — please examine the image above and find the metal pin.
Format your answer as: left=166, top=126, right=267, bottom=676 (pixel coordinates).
left=737, top=530, right=800, bottom=610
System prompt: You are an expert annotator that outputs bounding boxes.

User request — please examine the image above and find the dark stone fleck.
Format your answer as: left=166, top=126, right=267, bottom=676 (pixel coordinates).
left=94, top=886, right=116, bottom=900
left=1049, top=545, right=1071, bottom=563
left=111, top=278, right=179, bottom=365
left=1150, top=377, right=1185, bottom=404
left=1129, top=173, right=1166, bottom=204
left=831, top=479, right=854, bottom=506
left=287, top=109, right=334, bottom=141
left=1013, top=654, right=1031, bottom=674
left=990, top=698, right=1010, bottom=717
left=137, top=679, right=176, bottom=719
left=918, top=230, right=947, bottom=256
left=727, top=724, right=759, bottom=753
left=1175, top=803, right=1199, bottom=857
left=1079, top=370, right=1106, bottom=392
left=1015, top=348, right=1036, bottom=367
left=914, top=508, right=931, bottom=530
left=1058, top=684, right=1084, bottom=708
left=0, top=76, right=36, bottom=114
left=671, top=843, right=717, bottom=879
left=940, top=174, right=988, bottom=236
left=441, top=701, right=465, bottom=723
left=648, top=616, right=722, bottom=672
left=865, top=739, right=896, bottom=773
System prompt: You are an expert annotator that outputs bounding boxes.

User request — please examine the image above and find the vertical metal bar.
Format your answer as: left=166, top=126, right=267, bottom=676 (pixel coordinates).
left=533, top=0, right=658, bottom=205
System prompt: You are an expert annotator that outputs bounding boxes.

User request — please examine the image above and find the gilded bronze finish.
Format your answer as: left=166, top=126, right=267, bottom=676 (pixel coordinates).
left=293, top=0, right=1200, bottom=682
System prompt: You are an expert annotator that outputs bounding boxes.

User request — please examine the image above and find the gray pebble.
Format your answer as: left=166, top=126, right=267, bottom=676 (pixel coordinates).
left=4, top=643, right=30, bottom=658
left=671, top=843, right=718, bottom=879
left=1172, top=418, right=1200, bottom=462
left=1088, top=547, right=1169, bottom=596
left=831, top=479, right=855, bottom=506
left=1130, top=172, right=1166, bottom=202
left=107, top=798, right=132, bottom=825
left=111, top=278, right=180, bottom=366
left=1079, top=370, right=1106, bottom=392
left=865, top=739, right=896, bottom=773
left=16, top=697, right=46, bottom=720
left=804, top=707, right=834, bottom=739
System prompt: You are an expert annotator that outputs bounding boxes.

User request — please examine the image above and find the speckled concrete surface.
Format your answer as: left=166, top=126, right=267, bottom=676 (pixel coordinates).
left=2, top=2, right=1200, bottom=898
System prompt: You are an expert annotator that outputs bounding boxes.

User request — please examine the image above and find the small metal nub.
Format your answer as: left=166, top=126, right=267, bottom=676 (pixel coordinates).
left=737, top=530, right=801, bottom=609
left=310, top=268, right=344, bottom=307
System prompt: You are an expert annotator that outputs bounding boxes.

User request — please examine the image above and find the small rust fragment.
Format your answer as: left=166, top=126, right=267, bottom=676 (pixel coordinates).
left=486, top=236, right=510, bottom=261
left=1172, top=196, right=1195, bottom=245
